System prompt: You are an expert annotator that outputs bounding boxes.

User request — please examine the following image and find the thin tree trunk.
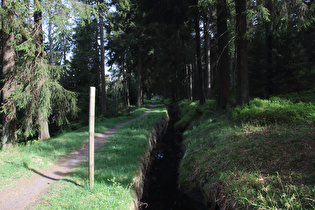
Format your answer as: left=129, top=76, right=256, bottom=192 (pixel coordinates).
left=265, top=0, right=273, bottom=97
left=1, top=0, right=17, bottom=149
left=204, top=15, right=211, bottom=99
left=217, top=0, right=230, bottom=110
left=125, top=51, right=130, bottom=107
left=186, top=64, right=193, bottom=101
left=48, top=13, right=54, bottom=65
left=189, top=64, right=193, bottom=101
left=62, top=35, right=67, bottom=65
left=231, top=42, right=237, bottom=89
left=195, top=9, right=206, bottom=105
left=99, top=0, right=106, bottom=115
left=34, top=0, right=50, bottom=140
left=137, top=46, right=143, bottom=108
left=94, top=22, right=100, bottom=98
left=235, top=0, right=249, bottom=105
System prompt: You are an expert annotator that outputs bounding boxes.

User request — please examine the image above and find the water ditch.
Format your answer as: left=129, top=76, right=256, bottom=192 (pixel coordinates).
left=139, top=107, right=209, bottom=210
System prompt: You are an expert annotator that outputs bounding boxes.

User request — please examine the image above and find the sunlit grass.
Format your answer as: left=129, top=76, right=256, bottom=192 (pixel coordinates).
left=0, top=104, right=163, bottom=191
left=178, top=99, right=315, bottom=209
left=30, top=104, right=168, bottom=209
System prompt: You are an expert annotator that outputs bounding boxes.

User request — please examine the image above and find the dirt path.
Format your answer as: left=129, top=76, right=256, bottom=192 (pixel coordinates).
left=0, top=106, right=154, bottom=210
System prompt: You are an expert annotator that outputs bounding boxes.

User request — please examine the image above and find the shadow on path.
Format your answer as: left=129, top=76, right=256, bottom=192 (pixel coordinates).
left=0, top=104, right=155, bottom=210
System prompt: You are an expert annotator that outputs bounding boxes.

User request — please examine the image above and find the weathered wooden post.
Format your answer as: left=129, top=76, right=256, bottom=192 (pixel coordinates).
left=89, top=87, right=95, bottom=190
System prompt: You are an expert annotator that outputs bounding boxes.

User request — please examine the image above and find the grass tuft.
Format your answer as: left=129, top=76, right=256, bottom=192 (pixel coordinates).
left=32, top=104, right=168, bottom=209
left=178, top=98, right=315, bottom=209
left=231, top=97, right=315, bottom=124
left=1, top=103, right=168, bottom=209
left=174, top=99, right=216, bottom=129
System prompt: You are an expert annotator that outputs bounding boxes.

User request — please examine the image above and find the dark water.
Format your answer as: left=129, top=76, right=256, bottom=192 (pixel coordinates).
left=139, top=110, right=208, bottom=210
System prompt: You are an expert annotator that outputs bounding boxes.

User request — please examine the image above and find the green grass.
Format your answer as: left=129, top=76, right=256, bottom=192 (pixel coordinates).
left=277, top=88, right=315, bottom=104
left=231, top=97, right=315, bottom=124
left=178, top=98, right=315, bottom=209
left=0, top=104, right=166, bottom=193
left=29, top=103, right=168, bottom=209
left=174, top=99, right=216, bottom=129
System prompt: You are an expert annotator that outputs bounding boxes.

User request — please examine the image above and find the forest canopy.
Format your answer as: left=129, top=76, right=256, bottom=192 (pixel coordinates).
left=1, top=0, right=314, bottom=148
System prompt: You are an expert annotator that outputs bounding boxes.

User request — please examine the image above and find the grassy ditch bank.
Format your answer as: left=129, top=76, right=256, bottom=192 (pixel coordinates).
left=0, top=106, right=149, bottom=190
left=0, top=103, right=168, bottom=209
left=31, top=103, right=168, bottom=209
left=177, top=98, right=315, bottom=209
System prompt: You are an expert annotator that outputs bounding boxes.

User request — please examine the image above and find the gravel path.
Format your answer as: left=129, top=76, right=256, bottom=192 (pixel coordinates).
left=0, top=106, right=153, bottom=210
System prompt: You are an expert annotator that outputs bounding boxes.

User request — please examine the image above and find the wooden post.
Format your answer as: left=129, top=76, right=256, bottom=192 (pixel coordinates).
left=89, top=87, right=95, bottom=190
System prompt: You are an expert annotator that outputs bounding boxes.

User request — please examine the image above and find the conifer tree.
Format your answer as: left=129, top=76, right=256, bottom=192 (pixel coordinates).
left=1, top=0, right=17, bottom=149
left=203, top=13, right=212, bottom=99
left=235, top=0, right=249, bottom=105
left=34, top=0, right=51, bottom=140
left=194, top=1, right=206, bottom=105
left=65, top=19, right=98, bottom=115
left=0, top=0, right=82, bottom=144
left=99, top=0, right=107, bottom=114
left=217, top=0, right=230, bottom=109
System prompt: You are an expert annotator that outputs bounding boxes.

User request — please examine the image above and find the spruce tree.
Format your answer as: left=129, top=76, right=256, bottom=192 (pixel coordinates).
left=99, top=0, right=107, bottom=114
left=194, top=1, right=206, bottom=105
left=235, top=0, right=249, bottom=105
left=0, top=0, right=83, bottom=144
left=217, top=0, right=231, bottom=109
left=1, top=0, right=17, bottom=148
left=64, top=18, right=99, bottom=116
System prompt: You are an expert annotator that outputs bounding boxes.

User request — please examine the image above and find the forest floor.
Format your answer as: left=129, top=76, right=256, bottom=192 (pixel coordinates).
left=0, top=106, right=154, bottom=210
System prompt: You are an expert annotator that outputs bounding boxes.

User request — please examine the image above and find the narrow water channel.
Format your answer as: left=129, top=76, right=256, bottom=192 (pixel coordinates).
left=140, top=108, right=208, bottom=210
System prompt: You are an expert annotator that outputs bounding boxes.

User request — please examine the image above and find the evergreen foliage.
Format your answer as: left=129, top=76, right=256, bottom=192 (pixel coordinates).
left=0, top=0, right=314, bottom=208
left=231, top=97, right=315, bottom=124
left=0, top=0, right=96, bottom=144
left=1, top=0, right=314, bottom=144
left=63, top=19, right=98, bottom=116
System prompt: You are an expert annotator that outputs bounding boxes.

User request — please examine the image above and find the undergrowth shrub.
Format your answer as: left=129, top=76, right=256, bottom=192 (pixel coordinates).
left=231, top=97, right=315, bottom=124
left=175, top=99, right=216, bottom=129
left=277, top=88, right=315, bottom=104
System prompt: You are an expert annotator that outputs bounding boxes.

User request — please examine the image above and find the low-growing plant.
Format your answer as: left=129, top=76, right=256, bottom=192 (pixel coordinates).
left=175, top=99, right=216, bottom=129
left=179, top=101, right=315, bottom=209
left=231, top=97, right=315, bottom=124
left=277, top=88, right=315, bottom=104
left=32, top=104, right=168, bottom=209
left=220, top=171, right=315, bottom=209
left=0, top=105, right=157, bottom=190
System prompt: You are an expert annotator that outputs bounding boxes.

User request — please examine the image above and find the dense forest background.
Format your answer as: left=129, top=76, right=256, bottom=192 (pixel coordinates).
left=1, top=0, right=314, bottom=149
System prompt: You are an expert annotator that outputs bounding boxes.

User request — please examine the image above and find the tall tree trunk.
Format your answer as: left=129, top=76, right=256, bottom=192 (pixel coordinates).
left=235, top=0, right=249, bottom=105
left=38, top=114, right=50, bottom=140
left=265, top=0, right=273, bottom=97
left=204, top=15, right=212, bottom=99
left=125, top=69, right=130, bottom=107
left=48, top=12, right=54, bottom=65
left=137, top=46, right=143, bottom=108
left=99, top=0, right=106, bottom=115
left=189, top=64, right=193, bottom=101
left=94, top=21, right=100, bottom=99
left=217, top=0, right=230, bottom=110
left=34, top=0, right=50, bottom=140
left=62, top=34, right=67, bottom=65
left=125, top=52, right=131, bottom=107
left=186, top=64, right=193, bottom=101
left=1, top=0, right=17, bottom=149
left=195, top=9, right=206, bottom=105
